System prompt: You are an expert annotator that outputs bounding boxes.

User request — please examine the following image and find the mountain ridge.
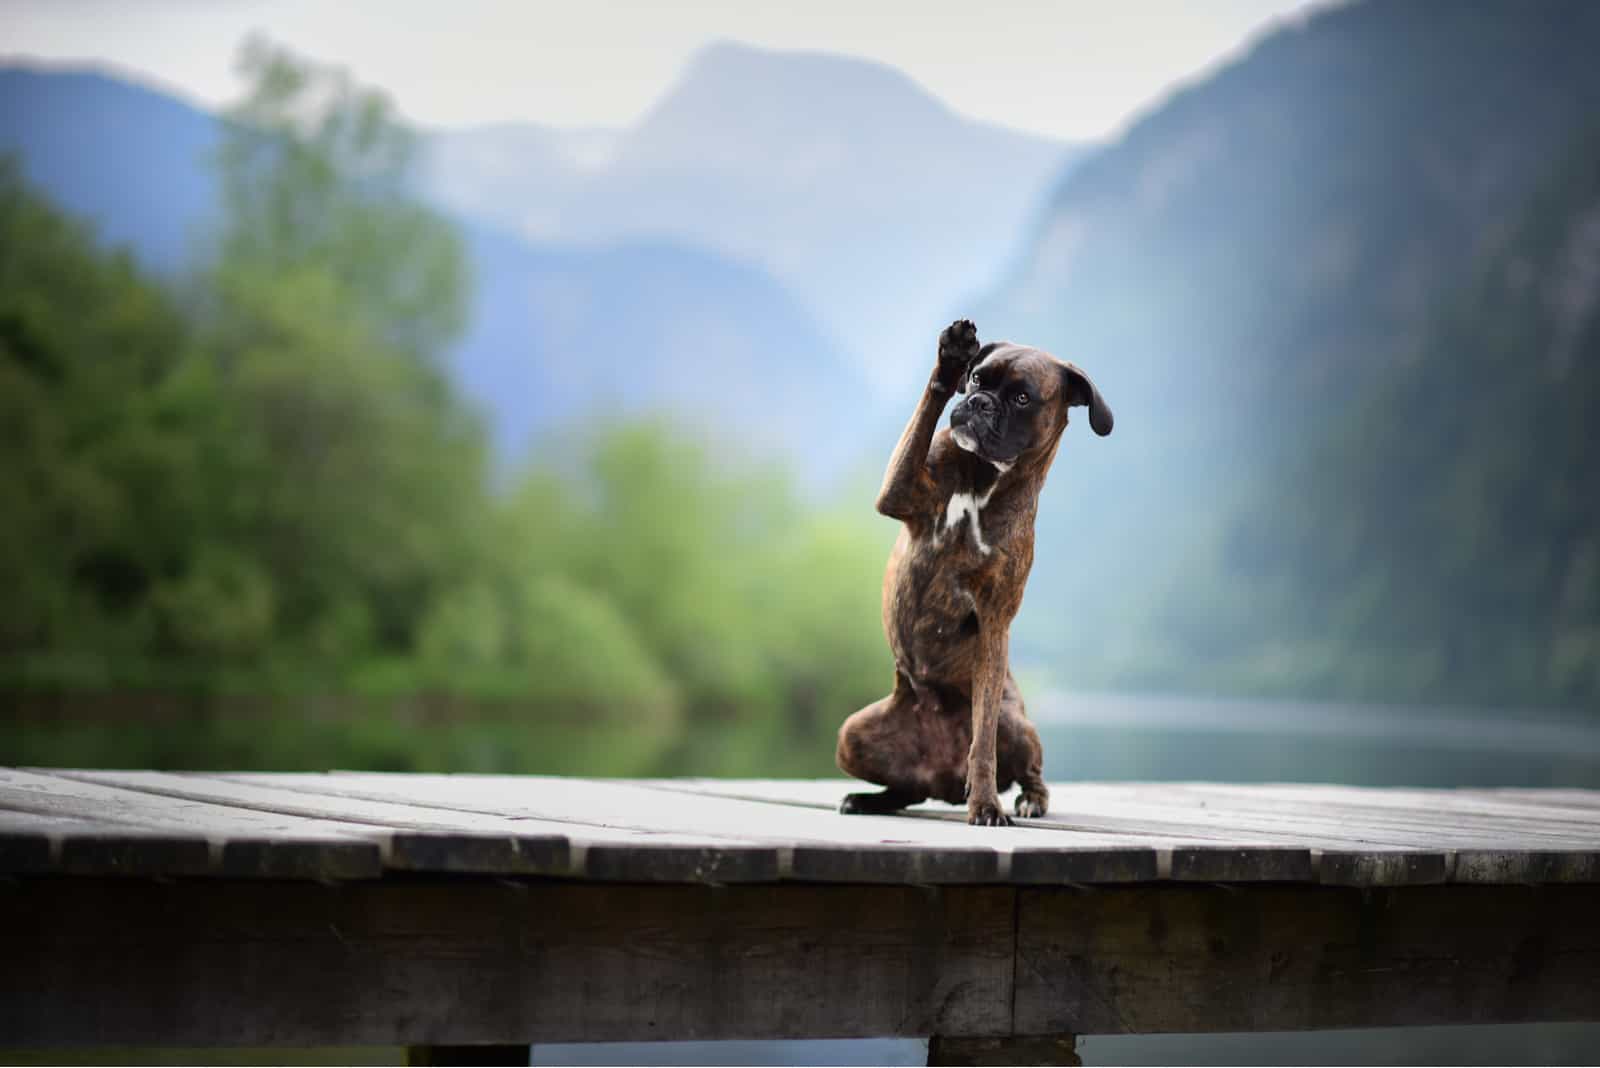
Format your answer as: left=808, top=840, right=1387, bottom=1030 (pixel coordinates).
left=0, top=62, right=877, bottom=473
left=419, top=39, right=1084, bottom=393
left=978, top=0, right=1600, bottom=705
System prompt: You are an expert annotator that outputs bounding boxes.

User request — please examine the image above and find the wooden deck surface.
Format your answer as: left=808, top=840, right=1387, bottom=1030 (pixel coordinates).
left=5, top=769, right=1600, bottom=1049
left=3, top=769, right=1598, bottom=885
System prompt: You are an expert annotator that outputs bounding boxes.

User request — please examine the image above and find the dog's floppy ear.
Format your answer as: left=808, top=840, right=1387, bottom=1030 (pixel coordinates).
left=957, top=342, right=1004, bottom=394
left=1062, top=362, right=1113, bottom=436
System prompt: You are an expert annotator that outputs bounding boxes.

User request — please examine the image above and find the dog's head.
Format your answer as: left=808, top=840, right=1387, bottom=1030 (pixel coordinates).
left=948, top=342, right=1112, bottom=468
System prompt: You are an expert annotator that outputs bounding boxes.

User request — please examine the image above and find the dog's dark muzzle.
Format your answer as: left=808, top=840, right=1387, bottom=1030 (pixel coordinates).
left=952, top=392, right=997, bottom=433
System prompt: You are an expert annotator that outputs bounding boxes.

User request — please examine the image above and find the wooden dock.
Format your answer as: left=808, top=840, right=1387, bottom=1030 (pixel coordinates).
left=3, top=769, right=1599, bottom=1061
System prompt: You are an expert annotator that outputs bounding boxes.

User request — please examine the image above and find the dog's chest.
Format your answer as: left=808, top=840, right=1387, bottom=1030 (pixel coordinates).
left=936, top=486, right=996, bottom=555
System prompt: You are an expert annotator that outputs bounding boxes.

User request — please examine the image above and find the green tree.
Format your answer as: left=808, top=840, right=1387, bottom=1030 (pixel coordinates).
left=187, top=39, right=489, bottom=669
left=0, top=157, right=198, bottom=675
left=214, top=35, right=468, bottom=362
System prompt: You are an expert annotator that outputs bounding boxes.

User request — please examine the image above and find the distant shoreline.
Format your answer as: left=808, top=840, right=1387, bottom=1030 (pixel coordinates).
left=1033, top=691, right=1600, bottom=758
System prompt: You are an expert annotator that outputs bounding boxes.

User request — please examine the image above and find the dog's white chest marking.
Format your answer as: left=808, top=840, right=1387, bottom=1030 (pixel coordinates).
left=941, top=487, right=995, bottom=554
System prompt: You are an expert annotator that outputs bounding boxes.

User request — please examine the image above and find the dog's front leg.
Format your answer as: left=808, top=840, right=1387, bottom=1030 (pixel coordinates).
left=966, top=623, right=1011, bottom=826
left=876, top=319, right=979, bottom=520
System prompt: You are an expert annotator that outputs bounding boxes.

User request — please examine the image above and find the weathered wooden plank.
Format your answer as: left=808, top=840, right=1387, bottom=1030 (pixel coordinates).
left=53, top=770, right=572, bottom=876
left=519, top=774, right=1003, bottom=882
left=1449, top=850, right=1600, bottom=885
left=1112, top=783, right=1600, bottom=840
left=1033, top=802, right=1591, bottom=885
left=641, top=778, right=1347, bottom=845
left=235, top=773, right=1032, bottom=884
left=698, top=779, right=1443, bottom=885
left=1024, top=791, right=1592, bottom=851
left=1168, top=845, right=1315, bottom=882
left=194, top=770, right=800, bottom=882
left=5, top=772, right=1594, bottom=887
left=654, top=778, right=1600, bottom=886
left=1028, top=791, right=1596, bottom=884
left=0, top=769, right=381, bottom=879
left=0, top=877, right=1016, bottom=1048
left=1488, top=788, right=1600, bottom=810
left=787, top=843, right=998, bottom=884
left=0, top=811, right=210, bottom=877
left=1013, top=882, right=1600, bottom=1035
left=661, top=778, right=1600, bottom=841
left=0, top=811, right=96, bottom=874
left=430, top=775, right=1166, bottom=884
left=1314, top=848, right=1449, bottom=887
left=630, top=777, right=936, bottom=809
left=922, top=783, right=1595, bottom=883
left=640, top=779, right=1348, bottom=884
left=579, top=842, right=783, bottom=882
left=1038, top=784, right=1600, bottom=883
left=608, top=777, right=1350, bottom=882
left=636, top=777, right=1295, bottom=851
left=219, top=772, right=802, bottom=883
left=1180, top=782, right=1600, bottom=821
left=1163, top=788, right=1600, bottom=884
left=1005, top=845, right=1160, bottom=885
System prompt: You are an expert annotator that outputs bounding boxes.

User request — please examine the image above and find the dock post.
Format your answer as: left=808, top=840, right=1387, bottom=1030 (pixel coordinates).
left=406, top=1044, right=529, bottom=1066
left=928, top=1033, right=1080, bottom=1066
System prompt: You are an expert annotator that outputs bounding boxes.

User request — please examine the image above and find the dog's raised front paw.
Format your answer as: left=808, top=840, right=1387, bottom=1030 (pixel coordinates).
left=937, top=318, right=980, bottom=390
left=967, top=795, right=1012, bottom=827
left=1015, top=789, right=1049, bottom=819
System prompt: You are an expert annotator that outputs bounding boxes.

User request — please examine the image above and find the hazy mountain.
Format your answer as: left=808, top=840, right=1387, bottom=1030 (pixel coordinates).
left=422, top=121, right=621, bottom=239
left=457, top=224, right=875, bottom=472
left=421, top=41, right=1083, bottom=394
left=978, top=0, right=1600, bottom=704
left=1199, top=129, right=1600, bottom=709
left=0, top=63, right=874, bottom=472
left=0, top=67, right=219, bottom=271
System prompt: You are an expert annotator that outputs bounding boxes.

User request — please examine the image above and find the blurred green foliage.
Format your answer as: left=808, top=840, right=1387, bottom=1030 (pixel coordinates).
left=0, top=44, right=894, bottom=776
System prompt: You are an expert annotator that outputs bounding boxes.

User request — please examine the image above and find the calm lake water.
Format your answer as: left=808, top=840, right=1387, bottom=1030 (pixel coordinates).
left=1029, top=690, right=1600, bottom=788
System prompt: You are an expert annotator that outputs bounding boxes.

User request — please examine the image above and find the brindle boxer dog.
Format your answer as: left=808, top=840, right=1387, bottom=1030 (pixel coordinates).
left=836, top=319, right=1113, bottom=826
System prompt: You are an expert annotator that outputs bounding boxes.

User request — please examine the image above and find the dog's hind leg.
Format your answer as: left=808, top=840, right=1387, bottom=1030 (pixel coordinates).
left=836, top=677, right=929, bottom=815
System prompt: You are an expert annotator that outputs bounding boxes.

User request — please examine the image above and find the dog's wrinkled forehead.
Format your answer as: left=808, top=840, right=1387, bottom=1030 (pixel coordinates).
left=971, top=342, right=1062, bottom=399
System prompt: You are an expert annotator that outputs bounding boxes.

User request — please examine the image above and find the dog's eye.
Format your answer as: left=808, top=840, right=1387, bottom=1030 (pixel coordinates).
left=971, top=370, right=981, bottom=385
left=1014, top=393, right=1029, bottom=407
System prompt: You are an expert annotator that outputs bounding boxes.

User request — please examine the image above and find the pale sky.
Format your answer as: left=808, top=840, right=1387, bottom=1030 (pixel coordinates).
left=1, top=0, right=1332, bottom=141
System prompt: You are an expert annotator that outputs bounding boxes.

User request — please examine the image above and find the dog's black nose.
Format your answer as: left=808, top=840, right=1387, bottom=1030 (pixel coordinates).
left=968, top=392, right=997, bottom=414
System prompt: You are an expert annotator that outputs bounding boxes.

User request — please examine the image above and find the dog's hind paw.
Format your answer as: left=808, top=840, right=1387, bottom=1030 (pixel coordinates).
left=840, top=788, right=917, bottom=815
